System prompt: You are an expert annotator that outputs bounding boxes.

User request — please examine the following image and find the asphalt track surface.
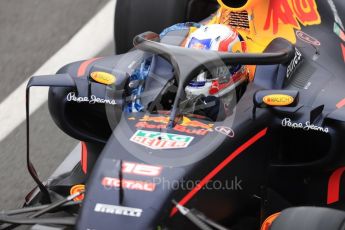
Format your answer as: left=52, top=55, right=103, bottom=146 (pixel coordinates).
left=0, top=0, right=113, bottom=211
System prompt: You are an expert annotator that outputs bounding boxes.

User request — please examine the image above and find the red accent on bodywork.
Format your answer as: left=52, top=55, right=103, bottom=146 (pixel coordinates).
left=170, top=128, right=268, bottom=217
left=81, top=142, right=88, bottom=174
left=341, top=43, right=345, bottom=63
left=77, top=57, right=102, bottom=77
left=336, top=98, right=345, bottom=109
left=327, top=166, right=345, bottom=204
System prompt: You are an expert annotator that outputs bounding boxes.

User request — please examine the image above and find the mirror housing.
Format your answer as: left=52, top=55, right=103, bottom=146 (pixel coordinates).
left=252, top=90, right=299, bottom=119
left=254, top=90, right=299, bottom=108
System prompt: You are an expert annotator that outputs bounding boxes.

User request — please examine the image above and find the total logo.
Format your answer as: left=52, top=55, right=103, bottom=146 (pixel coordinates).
left=94, top=203, right=142, bottom=218
left=102, top=177, right=156, bottom=192
left=130, top=130, right=194, bottom=150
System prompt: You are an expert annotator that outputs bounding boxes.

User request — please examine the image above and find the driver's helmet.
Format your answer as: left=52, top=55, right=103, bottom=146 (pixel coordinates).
left=184, top=24, right=248, bottom=98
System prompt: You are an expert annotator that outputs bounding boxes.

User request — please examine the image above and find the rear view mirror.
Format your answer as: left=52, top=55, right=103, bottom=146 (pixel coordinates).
left=253, top=90, right=299, bottom=119
left=254, top=90, right=299, bottom=108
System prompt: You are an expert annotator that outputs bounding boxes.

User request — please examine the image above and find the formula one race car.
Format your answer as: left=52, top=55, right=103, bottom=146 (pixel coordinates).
left=1, top=0, right=345, bottom=229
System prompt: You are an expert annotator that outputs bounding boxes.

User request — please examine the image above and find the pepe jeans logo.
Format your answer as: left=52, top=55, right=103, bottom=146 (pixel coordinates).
left=282, top=118, right=329, bottom=133
left=66, top=92, right=116, bottom=105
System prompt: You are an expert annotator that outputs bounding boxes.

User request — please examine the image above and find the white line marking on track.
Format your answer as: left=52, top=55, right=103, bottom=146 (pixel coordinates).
left=0, top=0, right=116, bottom=142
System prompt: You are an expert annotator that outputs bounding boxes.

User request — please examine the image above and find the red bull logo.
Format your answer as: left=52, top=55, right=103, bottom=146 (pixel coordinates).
left=140, top=115, right=169, bottom=124
left=136, top=122, right=209, bottom=136
left=138, top=116, right=213, bottom=131
left=180, top=117, right=214, bottom=131
left=133, top=116, right=214, bottom=135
